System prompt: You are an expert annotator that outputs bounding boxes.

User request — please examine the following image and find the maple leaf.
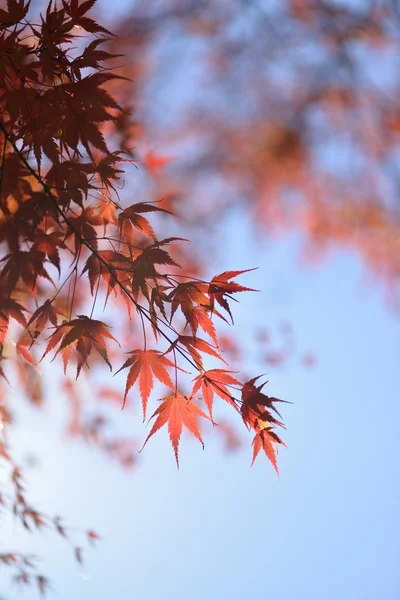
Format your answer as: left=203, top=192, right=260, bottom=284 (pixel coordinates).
left=95, top=152, right=126, bottom=192
left=72, top=38, right=122, bottom=75
left=130, top=242, right=180, bottom=300
left=189, top=306, right=219, bottom=346
left=82, top=250, right=127, bottom=296
left=42, top=315, right=119, bottom=377
left=192, top=369, right=241, bottom=419
left=95, top=199, right=118, bottom=231
left=15, top=335, right=39, bottom=370
left=241, top=376, right=287, bottom=473
left=27, top=300, right=65, bottom=341
left=62, top=0, right=114, bottom=35
left=143, top=150, right=172, bottom=174
left=176, top=335, right=226, bottom=369
left=0, top=297, right=27, bottom=344
left=115, top=349, right=177, bottom=417
left=32, top=230, right=65, bottom=274
left=241, top=375, right=287, bottom=429
left=141, top=393, right=210, bottom=467
left=0, top=250, right=53, bottom=293
left=45, top=161, right=94, bottom=209
left=142, top=282, right=171, bottom=341
left=209, top=269, right=257, bottom=323
left=251, top=430, right=284, bottom=475
left=0, top=0, right=31, bottom=27
left=66, top=210, right=98, bottom=254
left=168, top=281, right=210, bottom=320
left=0, top=0, right=299, bottom=583
left=167, top=281, right=222, bottom=344
left=118, top=201, right=172, bottom=242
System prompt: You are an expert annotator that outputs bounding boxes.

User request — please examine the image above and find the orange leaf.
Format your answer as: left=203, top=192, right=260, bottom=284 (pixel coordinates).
left=43, top=316, right=119, bottom=377
left=251, top=430, right=280, bottom=475
left=27, top=300, right=65, bottom=339
left=209, top=269, right=257, bottom=323
left=115, top=349, right=176, bottom=418
left=143, top=150, right=172, bottom=174
left=177, top=335, right=227, bottom=369
left=141, top=393, right=210, bottom=467
left=16, top=336, right=39, bottom=371
left=192, top=369, right=241, bottom=419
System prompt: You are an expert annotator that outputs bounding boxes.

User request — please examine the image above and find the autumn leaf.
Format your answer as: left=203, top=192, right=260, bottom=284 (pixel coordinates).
left=0, top=0, right=298, bottom=585
left=176, top=335, right=227, bottom=369
left=130, top=242, right=180, bottom=299
left=168, top=281, right=210, bottom=320
left=62, top=0, right=114, bottom=35
left=27, top=300, right=65, bottom=341
left=95, top=153, right=125, bottom=191
left=241, top=375, right=287, bottom=429
left=141, top=393, right=210, bottom=467
left=42, top=316, right=119, bottom=377
left=15, top=335, right=40, bottom=371
left=82, top=250, right=133, bottom=296
left=241, top=376, right=287, bottom=473
left=32, top=230, right=65, bottom=274
left=0, top=297, right=27, bottom=344
left=143, top=150, right=172, bottom=174
left=209, top=269, right=257, bottom=322
left=1, top=250, right=54, bottom=293
left=115, top=349, right=177, bottom=417
left=72, top=38, right=122, bottom=75
left=118, top=201, right=173, bottom=242
left=192, top=369, right=241, bottom=419
left=0, top=0, right=31, bottom=27
left=251, top=430, right=282, bottom=475
left=167, top=281, right=221, bottom=344
left=95, top=199, right=118, bottom=231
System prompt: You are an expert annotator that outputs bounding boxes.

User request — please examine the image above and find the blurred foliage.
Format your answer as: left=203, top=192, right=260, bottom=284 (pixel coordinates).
left=104, top=0, right=400, bottom=301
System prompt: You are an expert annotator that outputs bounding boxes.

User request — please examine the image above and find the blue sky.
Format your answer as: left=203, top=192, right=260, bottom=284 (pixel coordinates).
left=1, top=207, right=399, bottom=599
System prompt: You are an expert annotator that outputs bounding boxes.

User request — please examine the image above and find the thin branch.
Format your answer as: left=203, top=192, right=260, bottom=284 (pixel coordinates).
left=0, top=121, right=202, bottom=373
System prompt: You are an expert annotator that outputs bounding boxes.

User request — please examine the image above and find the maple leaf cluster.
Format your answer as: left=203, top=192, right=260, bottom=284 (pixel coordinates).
left=0, top=0, right=286, bottom=466
left=0, top=1, right=288, bottom=588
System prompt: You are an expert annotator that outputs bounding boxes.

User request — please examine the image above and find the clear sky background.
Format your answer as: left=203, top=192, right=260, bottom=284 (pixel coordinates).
left=1, top=206, right=399, bottom=600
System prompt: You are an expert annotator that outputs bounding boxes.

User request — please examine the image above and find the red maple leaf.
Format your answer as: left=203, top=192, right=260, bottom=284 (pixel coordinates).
left=0, top=0, right=30, bottom=26
left=118, top=201, right=173, bottom=242
left=141, top=393, right=210, bottom=467
left=115, top=349, right=177, bottom=417
left=0, top=297, right=27, bottom=344
left=143, top=150, right=172, bottom=174
left=192, top=369, right=241, bottom=419
left=43, top=315, right=119, bottom=377
left=175, top=335, right=226, bottom=369
left=209, top=269, right=257, bottom=322
left=241, top=376, right=287, bottom=473
left=251, top=430, right=284, bottom=475
left=27, top=300, right=65, bottom=340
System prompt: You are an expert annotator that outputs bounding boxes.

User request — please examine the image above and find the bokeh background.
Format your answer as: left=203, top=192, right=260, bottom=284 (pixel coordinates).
left=1, top=1, right=400, bottom=598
